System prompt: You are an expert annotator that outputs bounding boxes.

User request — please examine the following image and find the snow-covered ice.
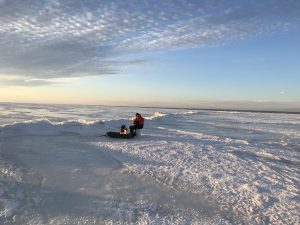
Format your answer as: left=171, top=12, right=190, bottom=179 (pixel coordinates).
left=0, top=103, right=299, bottom=224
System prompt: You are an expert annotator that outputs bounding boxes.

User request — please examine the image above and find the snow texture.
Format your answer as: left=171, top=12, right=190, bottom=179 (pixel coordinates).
left=0, top=103, right=299, bottom=224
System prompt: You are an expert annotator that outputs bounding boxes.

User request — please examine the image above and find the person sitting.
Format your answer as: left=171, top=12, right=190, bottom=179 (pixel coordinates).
left=129, top=113, right=144, bottom=136
left=120, top=124, right=128, bottom=134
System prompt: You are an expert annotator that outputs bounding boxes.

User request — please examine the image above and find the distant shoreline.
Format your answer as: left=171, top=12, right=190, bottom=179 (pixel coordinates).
left=110, top=105, right=300, bottom=115
left=1, top=101, right=300, bottom=115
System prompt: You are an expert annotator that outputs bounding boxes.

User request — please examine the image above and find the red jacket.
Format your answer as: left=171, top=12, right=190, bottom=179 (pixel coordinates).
left=133, top=115, right=144, bottom=126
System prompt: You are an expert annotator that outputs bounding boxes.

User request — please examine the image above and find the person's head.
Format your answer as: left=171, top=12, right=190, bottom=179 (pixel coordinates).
left=136, top=113, right=140, bottom=116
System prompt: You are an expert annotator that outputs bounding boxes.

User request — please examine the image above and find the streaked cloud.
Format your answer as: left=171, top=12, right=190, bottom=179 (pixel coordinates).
left=0, top=78, right=57, bottom=87
left=0, top=0, right=299, bottom=85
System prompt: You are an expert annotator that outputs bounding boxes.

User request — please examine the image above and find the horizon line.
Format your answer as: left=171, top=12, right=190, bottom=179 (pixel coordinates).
left=1, top=101, right=300, bottom=115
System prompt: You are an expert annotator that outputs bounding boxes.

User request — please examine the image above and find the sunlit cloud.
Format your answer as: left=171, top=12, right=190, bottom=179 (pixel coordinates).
left=0, top=78, right=57, bottom=87
left=0, top=0, right=299, bottom=86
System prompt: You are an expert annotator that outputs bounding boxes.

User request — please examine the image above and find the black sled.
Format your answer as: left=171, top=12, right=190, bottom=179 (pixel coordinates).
left=106, top=131, right=135, bottom=139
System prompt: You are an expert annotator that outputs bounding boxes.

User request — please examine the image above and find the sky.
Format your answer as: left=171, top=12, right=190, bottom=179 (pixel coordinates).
left=0, top=0, right=300, bottom=111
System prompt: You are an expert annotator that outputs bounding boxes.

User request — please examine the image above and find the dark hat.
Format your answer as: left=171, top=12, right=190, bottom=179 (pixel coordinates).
left=136, top=113, right=139, bottom=116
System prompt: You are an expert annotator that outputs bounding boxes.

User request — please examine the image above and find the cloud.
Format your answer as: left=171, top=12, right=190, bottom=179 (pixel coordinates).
left=0, top=0, right=299, bottom=86
left=0, top=78, right=57, bottom=87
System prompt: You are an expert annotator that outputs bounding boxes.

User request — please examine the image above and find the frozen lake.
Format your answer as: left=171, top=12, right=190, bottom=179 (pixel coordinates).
left=0, top=103, right=299, bottom=224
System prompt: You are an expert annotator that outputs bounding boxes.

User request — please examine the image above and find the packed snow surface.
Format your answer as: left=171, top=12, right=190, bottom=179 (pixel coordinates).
left=0, top=103, right=299, bottom=224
